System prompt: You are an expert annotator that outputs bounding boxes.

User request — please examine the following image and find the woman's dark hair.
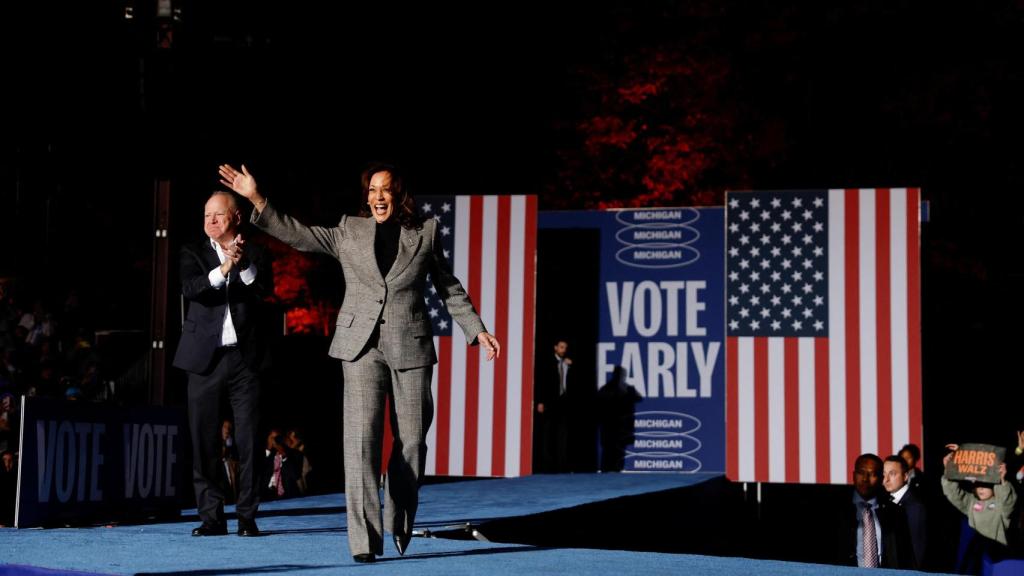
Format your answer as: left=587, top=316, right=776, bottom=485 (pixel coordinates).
left=899, top=443, right=921, bottom=461
left=358, top=162, right=420, bottom=229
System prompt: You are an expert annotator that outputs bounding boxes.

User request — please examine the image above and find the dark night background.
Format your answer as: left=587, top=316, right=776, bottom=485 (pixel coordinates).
left=2, top=0, right=1023, bottom=538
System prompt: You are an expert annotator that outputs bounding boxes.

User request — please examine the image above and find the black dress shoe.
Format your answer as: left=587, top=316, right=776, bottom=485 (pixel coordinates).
left=352, top=553, right=376, bottom=563
left=394, top=533, right=411, bottom=556
left=191, top=523, right=227, bottom=536
left=237, top=519, right=260, bottom=537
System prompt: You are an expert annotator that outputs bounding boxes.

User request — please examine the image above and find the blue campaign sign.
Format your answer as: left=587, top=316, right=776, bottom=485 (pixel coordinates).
left=16, top=397, right=185, bottom=527
left=541, top=208, right=725, bottom=473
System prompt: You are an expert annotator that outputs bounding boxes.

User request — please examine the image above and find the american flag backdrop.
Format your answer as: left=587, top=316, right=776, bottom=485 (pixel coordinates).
left=415, top=195, right=538, bottom=477
left=725, top=189, right=921, bottom=484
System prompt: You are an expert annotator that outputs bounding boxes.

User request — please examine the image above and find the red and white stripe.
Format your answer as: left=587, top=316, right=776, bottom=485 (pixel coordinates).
left=425, top=195, right=537, bottom=477
left=727, top=188, right=921, bottom=484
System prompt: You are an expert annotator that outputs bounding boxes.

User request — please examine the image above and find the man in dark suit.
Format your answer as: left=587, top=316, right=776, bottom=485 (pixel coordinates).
left=884, top=454, right=929, bottom=569
left=173, top=191, right=272, bottom=537
left=535, top=339, right=572, bottom=473
left=260, top=428, right=303, bottom=501
left=836, top=453, right=916, bottom=569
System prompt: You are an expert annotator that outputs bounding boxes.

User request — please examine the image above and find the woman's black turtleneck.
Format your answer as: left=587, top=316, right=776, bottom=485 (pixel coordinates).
left=374, top=218, right=401, bottom=278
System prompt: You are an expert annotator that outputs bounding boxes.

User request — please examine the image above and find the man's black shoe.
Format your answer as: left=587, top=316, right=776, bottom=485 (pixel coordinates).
left=237, top=519, right=260, bottom=537
left=352, top=553, right=376, bottom=563
left=191, top=523, right=228, bottom=536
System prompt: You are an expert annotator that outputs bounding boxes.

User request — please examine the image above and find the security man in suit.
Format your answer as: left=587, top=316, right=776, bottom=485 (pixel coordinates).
left=535, top=339, right=572, bottom=472
left=883, top=454, right=929, bottom=569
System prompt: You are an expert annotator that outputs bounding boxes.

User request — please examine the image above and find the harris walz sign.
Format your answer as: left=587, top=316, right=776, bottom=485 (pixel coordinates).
left=945, top=443, right=1005, bottom=484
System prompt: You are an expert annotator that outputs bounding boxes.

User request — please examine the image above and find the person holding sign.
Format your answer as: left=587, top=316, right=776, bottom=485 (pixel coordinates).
left=941, top=443, right=1017, bottom=570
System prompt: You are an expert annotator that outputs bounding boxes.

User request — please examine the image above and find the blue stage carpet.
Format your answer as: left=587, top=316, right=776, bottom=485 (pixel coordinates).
left=1, top=473, right=947, bottom=575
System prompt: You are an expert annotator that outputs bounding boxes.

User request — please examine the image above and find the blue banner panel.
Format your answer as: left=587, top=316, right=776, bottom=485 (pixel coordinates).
left=540, top=208, right=725, bottom=473
left=16, top=397, right=185, bottom=527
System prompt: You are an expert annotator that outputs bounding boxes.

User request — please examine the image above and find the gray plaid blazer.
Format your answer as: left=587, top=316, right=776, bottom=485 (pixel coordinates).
left=252, top=201, right=486, bottom=370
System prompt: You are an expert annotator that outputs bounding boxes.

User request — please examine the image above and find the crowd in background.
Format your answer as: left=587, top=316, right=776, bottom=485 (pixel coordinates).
left=0, top=282, right=105, bottom=406
left=216, top=419, right=316, bottom=506
left=0, top=280, right=108, bottom=526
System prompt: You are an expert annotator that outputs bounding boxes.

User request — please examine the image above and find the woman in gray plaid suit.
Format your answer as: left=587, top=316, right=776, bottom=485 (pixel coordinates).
left=218, top=163, right=500, bottom=563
